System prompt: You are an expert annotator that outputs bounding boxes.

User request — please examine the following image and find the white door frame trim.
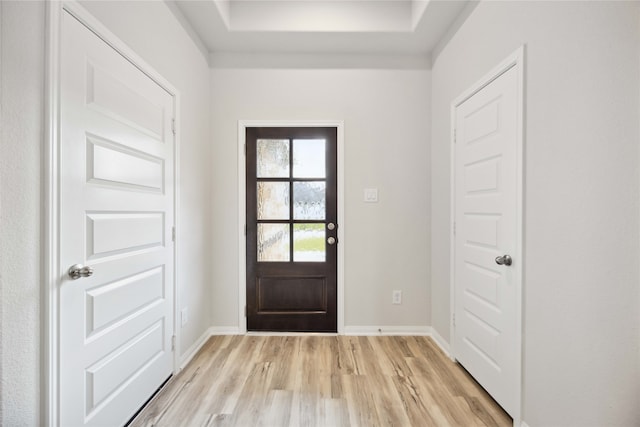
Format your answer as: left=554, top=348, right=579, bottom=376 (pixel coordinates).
left=449, top=46, right=525, bottom=426
left=45, top=2, right=181, bottom=425
left=237, top=120, right=345, bottom=334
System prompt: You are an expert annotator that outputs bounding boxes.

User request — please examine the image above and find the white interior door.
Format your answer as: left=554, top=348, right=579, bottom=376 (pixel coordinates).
left=453, top=64, right=520, bottom=416
left=59, top=10, right=175, bottom=426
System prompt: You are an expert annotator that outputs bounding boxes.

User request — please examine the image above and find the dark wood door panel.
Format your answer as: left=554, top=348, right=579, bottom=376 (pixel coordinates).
left=257, top=276, right=328, bottom=313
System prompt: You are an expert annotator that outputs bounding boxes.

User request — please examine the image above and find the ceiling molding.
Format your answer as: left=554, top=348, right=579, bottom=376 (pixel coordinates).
left=210, top=51, right=432, bottom=69
left=431, top=0, right=479, bottom=63
left=164, top=0, right=212, bottom=65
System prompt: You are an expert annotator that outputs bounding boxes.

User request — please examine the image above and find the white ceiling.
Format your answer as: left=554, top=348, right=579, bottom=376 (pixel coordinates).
left=168, top=0, right=472, bottom=64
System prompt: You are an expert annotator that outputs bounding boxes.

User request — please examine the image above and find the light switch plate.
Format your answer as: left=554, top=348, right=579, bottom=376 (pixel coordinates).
left=364, top=188, right=378, bottom=203
left=392, top=290, right=402, bottom=304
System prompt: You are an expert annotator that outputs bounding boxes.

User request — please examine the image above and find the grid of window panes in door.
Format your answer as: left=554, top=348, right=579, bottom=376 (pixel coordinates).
left=256, top=138, right=327, bottom=262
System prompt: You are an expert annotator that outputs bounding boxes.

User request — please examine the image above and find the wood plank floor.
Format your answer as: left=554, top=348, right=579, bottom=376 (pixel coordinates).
left=130, top=335, right=511, bottom=427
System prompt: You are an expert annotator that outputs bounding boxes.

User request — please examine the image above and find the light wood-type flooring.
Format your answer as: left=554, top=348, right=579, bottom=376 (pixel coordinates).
left=130, top=335, right=511, bottom=427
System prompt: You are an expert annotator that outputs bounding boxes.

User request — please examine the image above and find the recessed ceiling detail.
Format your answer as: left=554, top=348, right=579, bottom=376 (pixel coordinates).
left=170, top=0, right=472, bottom=60
left=213, top=0, right=428, bottom=33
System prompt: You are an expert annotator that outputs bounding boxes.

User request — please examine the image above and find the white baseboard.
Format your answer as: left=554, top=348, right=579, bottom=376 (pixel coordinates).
left=246, top=331, right=338, bottom=336
left=343, top=325, right=431, bottom=336
left=179, top=327, right=214, bottom=370
left=178, top=326, right=243, bottom=370
left=429, top=327, right=452, bottom=358
left=341, top=326, right=452, bottom=358
left=209, top=326, right=242, bottom=335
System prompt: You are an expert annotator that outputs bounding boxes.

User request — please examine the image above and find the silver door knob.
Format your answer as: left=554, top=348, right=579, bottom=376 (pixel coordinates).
left=68, top=264, right=94, bottom=280
left=495, top=255, right=512, bottom=266
left=327, top=222, right=336, bottom=231
left=327, top=237, right=337, bottom=245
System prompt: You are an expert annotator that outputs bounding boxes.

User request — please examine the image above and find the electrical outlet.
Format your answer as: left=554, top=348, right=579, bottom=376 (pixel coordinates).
left=392, top=290, right=402, bottom=305
left=181, top=307, right=189, bottom=327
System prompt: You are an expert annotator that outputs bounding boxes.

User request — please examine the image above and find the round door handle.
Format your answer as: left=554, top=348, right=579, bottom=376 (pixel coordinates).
left=68, top=264, right=94, bottom=280
left=327, top=222, right=336, bottom=231
left=495, top=255, right=512, bottom=266
left=327, top=237, right=337, bottom=245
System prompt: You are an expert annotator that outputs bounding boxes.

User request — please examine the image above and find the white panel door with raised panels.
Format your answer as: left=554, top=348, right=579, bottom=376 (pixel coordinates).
left=59, top=10, right=175, bottom=426
left=454, top=65, right=519, bottom=416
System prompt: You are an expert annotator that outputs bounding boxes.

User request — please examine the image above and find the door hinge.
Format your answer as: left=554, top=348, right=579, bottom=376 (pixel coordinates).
left=244, top=143, right=246, bottom=156
left=171, top=335, right=176, bottom=351
left=244, top=224, right=246, bottom=236
left=244, top=306, right=247, bottom=317
left=172, top=226, right=176, bottom=242
left=171, top=118, right=176, bottom=136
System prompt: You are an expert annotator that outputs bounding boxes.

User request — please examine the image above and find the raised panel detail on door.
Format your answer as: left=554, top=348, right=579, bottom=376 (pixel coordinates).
left=86, top=267, right=165, bottom=338
left=257, top=276, right=327, bottom=312
left=87, top=136, right=164, bottom=192
left=462, top=310, right=500, bottom=367
left=86, top=212, right=164, bottom=259
left=462, top=96, right=500, bottom=144
left=86, top=61, right=166, bottom=140
left=85, top=320, right=165, bottom=417
left=464, top=157, right=500, bottom=193
left=462, top=262, right=500, bottom=306
left=464, top=215, right=499, bottom=247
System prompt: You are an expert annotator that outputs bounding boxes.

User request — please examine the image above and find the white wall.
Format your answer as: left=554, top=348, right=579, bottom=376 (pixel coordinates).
left=210, top=68, right=431, bottom=331
left=431, top=1, right=640, bottom=425
left=0, top=2, right=45, bottom=425
left=78, top=0, right=213, bottom=360
left=0, top=1, right=212, bottom=424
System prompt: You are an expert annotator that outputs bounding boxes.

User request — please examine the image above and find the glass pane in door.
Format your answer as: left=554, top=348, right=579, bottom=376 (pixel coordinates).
left=257, top=139, right=289, bottom=178
left=293, top=181, right=325, bottom=220
left=293, top=223, right=325, bottom=262
left=257, top=182, right=290, bottom=220
left=258, top=223, right=290, bottom=262
left=293, top=139, right=325, bottom=178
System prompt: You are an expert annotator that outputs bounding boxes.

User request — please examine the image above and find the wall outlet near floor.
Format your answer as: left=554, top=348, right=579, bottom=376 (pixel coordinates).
left=181, top=307, right=189, bottom=327
left=392, top=290, right=402, bottom=305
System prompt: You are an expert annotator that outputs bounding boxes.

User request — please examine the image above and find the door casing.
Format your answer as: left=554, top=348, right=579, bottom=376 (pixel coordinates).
left=238, top=120, right=345, bottom=334
left=45, top=2, right=181, bottom=425
left=449, top=46, right=525, bottom=426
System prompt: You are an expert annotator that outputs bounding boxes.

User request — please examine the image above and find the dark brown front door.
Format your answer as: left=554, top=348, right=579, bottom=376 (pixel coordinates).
left=246, top=127, right=338, bottom=332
